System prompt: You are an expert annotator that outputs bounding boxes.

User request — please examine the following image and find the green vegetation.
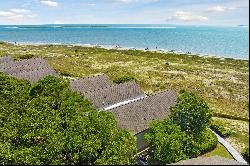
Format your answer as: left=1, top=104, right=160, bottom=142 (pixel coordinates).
left=0, top=42, right=248, bottom=157
left=0, top=73, right=137, bottom=165
left=211, top=117, right=249, bottom=153
left=144, top=119, right=188, bottom=164
left=171, top=91, right=212, bottom=135
left=13, top=53, right=34, bottom=60
left=242, top=147, right=249, bottom=163
left=0, top=42, right=248, bottom=119
left=202, top=143, right=233, bottom=159
left=210, top=119, right=233, bottom=138
left=145, top=91, right=217, bottom=164
left=113, top=75, right=136, bottom=84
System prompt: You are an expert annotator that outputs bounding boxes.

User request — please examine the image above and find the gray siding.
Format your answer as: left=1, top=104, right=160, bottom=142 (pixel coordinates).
left=136, top=130, right=149, bottom=152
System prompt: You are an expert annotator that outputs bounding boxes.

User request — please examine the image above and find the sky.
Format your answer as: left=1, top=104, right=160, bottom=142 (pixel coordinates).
left=0, top=0, right=249, bottom=26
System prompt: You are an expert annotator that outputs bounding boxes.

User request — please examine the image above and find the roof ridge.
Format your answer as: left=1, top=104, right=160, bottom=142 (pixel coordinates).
left=109, top=89, right=176, bottom=111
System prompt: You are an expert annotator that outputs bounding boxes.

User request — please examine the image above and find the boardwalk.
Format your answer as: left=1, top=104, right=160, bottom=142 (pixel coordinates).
left=210, top=129, right=247, bottom=164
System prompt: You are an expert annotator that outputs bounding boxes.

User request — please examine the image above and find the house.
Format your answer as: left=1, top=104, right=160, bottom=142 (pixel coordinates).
left=69, top=74, right=178, bottom=151
left=0, top=56, right=58, bottom=83
left=70, top=74, right=113, bottom=93
left=82, top=81, right=145, bottom=110
left=107, top=89, right=177, bottom=151
left=71, top=75, right=146, bottom=110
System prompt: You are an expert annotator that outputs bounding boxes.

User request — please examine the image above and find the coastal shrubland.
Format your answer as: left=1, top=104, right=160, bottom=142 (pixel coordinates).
left=113, top=75, right=136, bottom=84
left=0, top=73, right=137, bottom=165
left=144, top=91, right=218, bottom=164
left=0, top=42, right=248, bottom=153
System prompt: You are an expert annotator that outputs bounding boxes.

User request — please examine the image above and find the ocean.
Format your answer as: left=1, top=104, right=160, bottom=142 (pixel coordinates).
left=0, top=24, right=248, bottom=59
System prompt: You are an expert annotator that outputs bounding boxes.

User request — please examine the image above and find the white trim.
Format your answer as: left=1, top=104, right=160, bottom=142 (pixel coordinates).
left=104, top=95, right=146, bottom=110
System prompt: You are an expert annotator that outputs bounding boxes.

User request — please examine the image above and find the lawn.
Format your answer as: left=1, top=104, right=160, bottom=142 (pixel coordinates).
left=202, top=143, right=233, bottom=159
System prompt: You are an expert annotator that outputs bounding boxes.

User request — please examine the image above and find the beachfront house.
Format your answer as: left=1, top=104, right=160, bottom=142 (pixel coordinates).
left=70, top=74, right=177, bottom=152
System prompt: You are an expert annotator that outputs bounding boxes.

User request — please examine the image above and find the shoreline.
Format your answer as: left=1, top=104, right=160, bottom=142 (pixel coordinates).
left=3, top=41, right=249, bottom=61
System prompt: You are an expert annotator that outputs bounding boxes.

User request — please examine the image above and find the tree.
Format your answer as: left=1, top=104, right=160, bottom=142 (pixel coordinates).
left=144, top=90, right=217, bottom=163
left=144, top=118, right=187, bottom=164
left=0, top=74, right=137, bottom=165
left=170, top=91, right=212, bottom=135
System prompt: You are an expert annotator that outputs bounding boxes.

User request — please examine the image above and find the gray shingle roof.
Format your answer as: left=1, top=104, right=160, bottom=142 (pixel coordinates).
left=171, top=156, right=247, bottom=165
left=10, top=67, right=58, bottom=83
left=0, top=58, right=50, bottom=75
left=83, top=81, right=145, bottom=109
left=70, top=74, right=113, bottom=93
left=107, top=89, right=177, bottom=134
left=0, top=56, right=13, bottom=64
left=0, top=57, right=58, bottom=83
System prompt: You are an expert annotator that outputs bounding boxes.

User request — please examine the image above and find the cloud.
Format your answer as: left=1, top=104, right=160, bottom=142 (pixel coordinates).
left=0, top=8, right=36, bottom=21
left=167, top=11, right=208, bottom=22
left=40, top=0, right=58, bottom=7
left=206, top=6, right=237, bottom=12
left=9, top=8, right=30, bottom=14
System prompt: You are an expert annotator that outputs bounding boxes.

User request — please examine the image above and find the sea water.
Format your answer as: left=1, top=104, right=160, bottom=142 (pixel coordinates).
left=0, top=24, right=248, bottom=59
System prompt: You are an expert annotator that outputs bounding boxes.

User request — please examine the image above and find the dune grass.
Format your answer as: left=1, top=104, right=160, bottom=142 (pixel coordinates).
left=0, top=42, right=248, bottom=118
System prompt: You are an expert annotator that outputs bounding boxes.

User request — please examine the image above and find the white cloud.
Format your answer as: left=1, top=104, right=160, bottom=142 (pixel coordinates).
left=206, top=6, right=237, bottom=12
left=0, top=8, right=36, bottom=21
left=167, top=11, right=208, bottom=22
left=9, top=8, right=30, bottom=14
left=40, top=0, right=58, bottom=7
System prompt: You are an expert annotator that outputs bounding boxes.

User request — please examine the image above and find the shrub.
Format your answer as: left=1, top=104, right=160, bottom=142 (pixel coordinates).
left=0, top=74, right=137, bottom=165
left=242, top=147, right=249, bottom=163
left=14, top=54, right=34, bottom=60
left=113, top=75, right=136, bottom=84
left=59, top=71, right=71, bottom=77
left=145, top=91, right=217, bottom=163
left=187, top=129, right=218, bottom=157
left=210, top=120, right=232, bottom=138
left=144, top=119, right=188, bottom=164
left=170, top=91, right=212, bottom=135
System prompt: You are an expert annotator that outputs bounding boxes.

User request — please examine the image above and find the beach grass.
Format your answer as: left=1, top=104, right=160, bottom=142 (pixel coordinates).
left=1, top=42, right=247, bottom=116
left=212, top=117, right=249, bottom=153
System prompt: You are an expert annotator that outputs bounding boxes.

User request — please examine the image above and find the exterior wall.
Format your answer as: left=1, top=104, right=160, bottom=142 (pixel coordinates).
left=136, top=129, right=149, bottom=152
